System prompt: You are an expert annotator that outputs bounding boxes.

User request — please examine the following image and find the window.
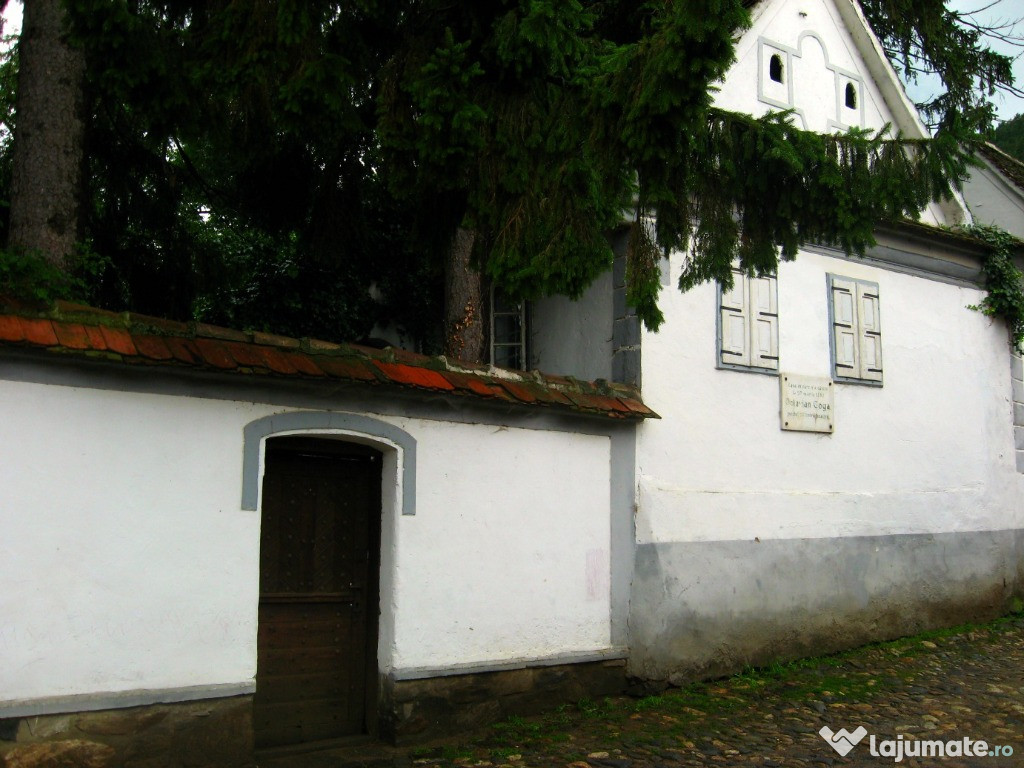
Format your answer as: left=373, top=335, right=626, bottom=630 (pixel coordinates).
left=718, top=268, right=779, bottom=372
left=844, top=82, right=857, bottom=109
left=828, top=275, right=882, bottom=384
left=490, top=288, right=527, bottom=370
left=769, top=54, right=784, bottom=84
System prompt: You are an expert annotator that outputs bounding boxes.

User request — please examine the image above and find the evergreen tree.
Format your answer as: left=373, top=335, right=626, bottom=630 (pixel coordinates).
left=1, top=0, right=1018, bottom=357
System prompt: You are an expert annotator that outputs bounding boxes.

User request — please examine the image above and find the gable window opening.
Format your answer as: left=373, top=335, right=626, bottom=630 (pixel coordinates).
left=845, top=82, right=857, bottom=109
left=491, top=287, right=528, bottom=370
left=718, top=268, right=779, bottom=373
left=769, top=54, right=784, bottom=84
left=829, top=274, right=882, bottom=384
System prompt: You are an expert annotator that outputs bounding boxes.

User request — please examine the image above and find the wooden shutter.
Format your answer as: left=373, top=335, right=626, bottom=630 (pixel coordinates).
left=831, top=277, right=859, bottom=377
left=749, top=274, right=779, bottom=370
left=720, top=269, right=750, bottom=367
left=857, top=282, right=882, bottom=382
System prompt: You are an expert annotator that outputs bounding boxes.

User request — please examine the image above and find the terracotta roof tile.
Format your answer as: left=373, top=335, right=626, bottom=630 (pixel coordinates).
left=0, top=316, right=26, bottom=343
left=373, top=360, right=455, bottom=391
left=285, top=351, right=325, bottom=377
left=499, top=380, right=539, bottom=404
left=222, top=340, right=268, bottom=369
left=130, top=334, right=173, bottom=361
left=53, top=322, right=92, bottom=350
left=255, top=345, right=299, bottom=375
left=18, top=318, right=58, bottom=346
left=98, top=326, right=137, bottom=356
left=163, top=336, right=202, bottom=364
left=83, top=325, right=108, bottom=350
left=0, top=300, right=657, bottom=421
left=316, top=356, right=380, bottom=382
left=193, top=338, right=238, bottom=370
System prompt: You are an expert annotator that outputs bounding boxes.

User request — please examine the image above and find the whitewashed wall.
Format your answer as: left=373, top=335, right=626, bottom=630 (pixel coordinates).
left=0, top=381, right=612, bottom=706
left=630, top=247, right=1024, bottom=680
left=639, top=250, right=1022, bottom=543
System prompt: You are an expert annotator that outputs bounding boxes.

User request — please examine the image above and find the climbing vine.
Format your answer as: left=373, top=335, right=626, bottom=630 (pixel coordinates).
left=967, top=224, right=1024, bottom=351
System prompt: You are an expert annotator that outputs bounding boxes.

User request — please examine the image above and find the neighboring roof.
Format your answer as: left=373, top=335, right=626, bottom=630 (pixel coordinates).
left=977, top=142, right=1024, bottom=193
left=0, top=299, right=656, bottom=421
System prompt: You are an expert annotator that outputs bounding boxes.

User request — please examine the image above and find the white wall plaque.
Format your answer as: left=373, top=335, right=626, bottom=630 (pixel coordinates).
left=780, top=373, right=834, bottom=433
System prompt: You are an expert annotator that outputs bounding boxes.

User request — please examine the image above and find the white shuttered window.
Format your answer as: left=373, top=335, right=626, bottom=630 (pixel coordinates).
left=718, top=268, right=779, bottom=372
left=829, top=274, right=882, bottom=384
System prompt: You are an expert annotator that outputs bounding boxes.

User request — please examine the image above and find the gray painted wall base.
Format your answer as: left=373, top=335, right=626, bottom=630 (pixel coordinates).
left=629, top=530, right=1024, bottom=684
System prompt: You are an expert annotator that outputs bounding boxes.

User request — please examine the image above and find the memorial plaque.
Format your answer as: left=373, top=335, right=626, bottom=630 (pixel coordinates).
left=780, top=373, right=834, bottom=433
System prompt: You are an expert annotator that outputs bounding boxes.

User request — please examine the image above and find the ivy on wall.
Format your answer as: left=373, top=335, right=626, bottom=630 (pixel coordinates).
left=966, top=224, right=1024, bottom=352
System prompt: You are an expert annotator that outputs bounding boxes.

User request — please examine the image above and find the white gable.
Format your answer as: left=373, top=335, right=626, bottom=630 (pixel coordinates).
left=714, top=0, right=968, bottom=226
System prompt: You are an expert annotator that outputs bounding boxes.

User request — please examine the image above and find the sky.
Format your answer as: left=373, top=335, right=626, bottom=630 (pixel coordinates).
left=902, top=0, right=1024, bottom=123
left=1, top=0, right=1022, bottom=121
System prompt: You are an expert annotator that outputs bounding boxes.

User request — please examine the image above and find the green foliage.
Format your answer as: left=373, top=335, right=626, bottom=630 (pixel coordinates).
left=0, top=244, right=111, bottom=305
left=0, top=0, right=1014, bottom=343
left=993, top=113, right=1024, bottom=162
left=966, top=224, right=1024, bottom=350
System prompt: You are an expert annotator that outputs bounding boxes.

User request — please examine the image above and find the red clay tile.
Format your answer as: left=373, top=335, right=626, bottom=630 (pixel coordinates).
left=53, top=322, right=91, bottom=350
left=163, top=336, right=202, bottom=364
left=285, top=352, right=325, bottom=376
left=193, top=322, right=249, bottom=343
left=252, top=331, right=301, bottom=349
left=84, top=326, right=107, bottom=350
left=0, top=316, right=26, bottom=342
left=498, top=380, right=539, bottom=403
left=194, top=338, right=238, bottom=370
left=132, top=334, right=174, bottom=360
left=444, top=371, right=501, bottom=397
left=221, top=341, right=267, bottom=369
left=315, top=356, right=379, bottom=382
left=98, top=326, right=137, bottom=356
left=18, top=318, right=58, bottom=346
left=373, top=361, right=455, bottom=391
left=255, top=346, right=299, bottom=374
left=620, top=398, right=656, bottom=416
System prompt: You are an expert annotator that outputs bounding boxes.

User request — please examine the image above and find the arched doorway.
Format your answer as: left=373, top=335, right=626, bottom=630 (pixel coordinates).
left=253, top=436, right=382, bottom=748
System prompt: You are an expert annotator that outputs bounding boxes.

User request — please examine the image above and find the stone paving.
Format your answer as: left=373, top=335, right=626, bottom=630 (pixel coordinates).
left=260, top=614, right=1024, bottom=768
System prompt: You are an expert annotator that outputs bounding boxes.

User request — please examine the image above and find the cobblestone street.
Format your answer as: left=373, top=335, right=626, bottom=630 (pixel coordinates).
left=261, top=613, right=1024, bottom=768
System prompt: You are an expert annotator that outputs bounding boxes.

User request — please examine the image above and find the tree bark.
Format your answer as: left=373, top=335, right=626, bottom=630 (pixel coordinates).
left=443, top=227, right=485, bottom=363
left=7, top=0, right=85, bottom=267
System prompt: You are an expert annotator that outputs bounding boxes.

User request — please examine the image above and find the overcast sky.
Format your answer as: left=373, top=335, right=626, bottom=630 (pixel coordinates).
left=1, top=0, right=1022, bottom=121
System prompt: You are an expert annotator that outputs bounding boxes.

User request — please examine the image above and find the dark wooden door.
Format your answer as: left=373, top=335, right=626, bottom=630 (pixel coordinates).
left=254, top=438, right=381, bottom=748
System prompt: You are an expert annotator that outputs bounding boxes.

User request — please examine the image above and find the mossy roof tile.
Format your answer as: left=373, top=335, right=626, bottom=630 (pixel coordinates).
left=0, top=299, right=657, bottom=421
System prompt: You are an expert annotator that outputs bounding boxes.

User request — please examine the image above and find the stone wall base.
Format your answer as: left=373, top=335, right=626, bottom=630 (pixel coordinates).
left=380, top=659, right=629, bottom=744
left=0, top=696, right=254, bottom=768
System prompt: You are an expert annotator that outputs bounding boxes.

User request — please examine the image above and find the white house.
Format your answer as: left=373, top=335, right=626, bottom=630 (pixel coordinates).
left=1, top=0, right=1022, bottom=765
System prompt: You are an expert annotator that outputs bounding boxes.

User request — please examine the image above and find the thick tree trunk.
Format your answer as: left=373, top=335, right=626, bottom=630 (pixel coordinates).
left=7, top=0, right=85, bottom=267
left=443, top=227, right=485, bottom=363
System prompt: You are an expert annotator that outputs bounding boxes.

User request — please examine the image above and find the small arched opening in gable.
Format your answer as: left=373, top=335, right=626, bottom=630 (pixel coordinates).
left=769, top=53, right=784, bottom=84
left=845, top=82, right=857, bottom=110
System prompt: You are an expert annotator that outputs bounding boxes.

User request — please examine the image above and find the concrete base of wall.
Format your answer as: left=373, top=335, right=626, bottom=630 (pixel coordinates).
left=380, top=659, right=629, bottom=744
left=0, top=696, right=254, bottom=768
left=628, top=529, right=1024, bottom=684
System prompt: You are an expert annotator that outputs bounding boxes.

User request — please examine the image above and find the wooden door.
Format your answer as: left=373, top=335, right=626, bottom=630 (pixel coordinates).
left=254, top=438, right=382, bottom=748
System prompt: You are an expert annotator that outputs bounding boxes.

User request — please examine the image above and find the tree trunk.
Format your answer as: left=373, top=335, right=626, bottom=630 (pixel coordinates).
left=443, top=227, right=485, bottom=363
left=7, top=0, right=85, bottom=267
